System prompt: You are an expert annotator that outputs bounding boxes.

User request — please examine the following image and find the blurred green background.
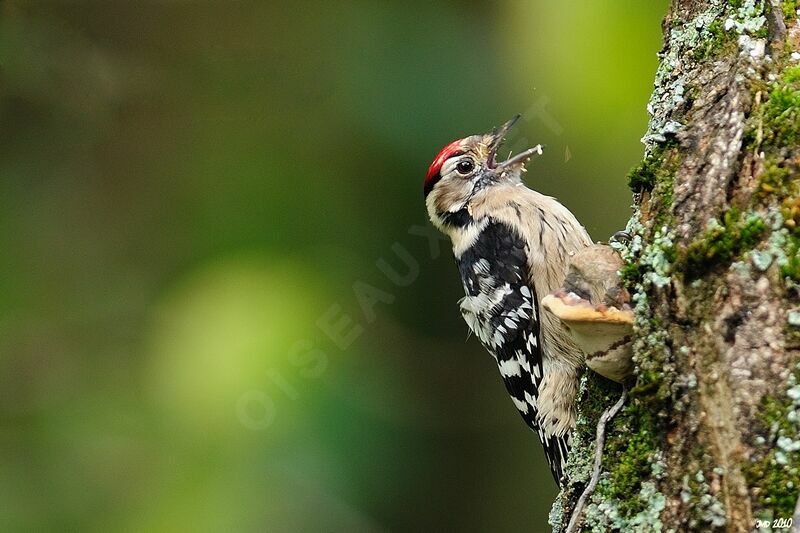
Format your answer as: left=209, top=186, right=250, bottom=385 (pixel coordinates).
left=0, top=1, right=667, bottom=531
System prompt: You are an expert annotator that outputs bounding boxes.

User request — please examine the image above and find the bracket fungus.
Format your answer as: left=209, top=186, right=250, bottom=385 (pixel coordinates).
left=542, top=244, right=635, bottom=383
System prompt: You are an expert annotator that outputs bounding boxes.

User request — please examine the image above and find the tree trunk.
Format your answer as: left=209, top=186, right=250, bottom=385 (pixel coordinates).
left=551, top=1, right=800, bottom=531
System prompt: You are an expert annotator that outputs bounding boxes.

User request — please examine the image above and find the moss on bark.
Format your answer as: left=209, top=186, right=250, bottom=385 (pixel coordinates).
left=556, top=0, right=800, bottom=529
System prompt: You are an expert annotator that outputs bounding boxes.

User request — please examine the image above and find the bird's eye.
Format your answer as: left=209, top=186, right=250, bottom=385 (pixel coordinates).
left=456, top=159, right=475, bottom=175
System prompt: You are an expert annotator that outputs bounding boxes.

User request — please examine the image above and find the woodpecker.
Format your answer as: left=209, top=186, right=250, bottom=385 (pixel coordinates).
left=423, top=116, right=592, bottom=485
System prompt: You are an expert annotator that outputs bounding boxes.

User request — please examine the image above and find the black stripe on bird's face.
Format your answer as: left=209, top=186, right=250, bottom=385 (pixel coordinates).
left=438, top=207, right=473, bottom=228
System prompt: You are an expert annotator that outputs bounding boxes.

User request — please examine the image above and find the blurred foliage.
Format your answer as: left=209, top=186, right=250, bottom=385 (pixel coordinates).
left=0, top=1, right=666, bottom=530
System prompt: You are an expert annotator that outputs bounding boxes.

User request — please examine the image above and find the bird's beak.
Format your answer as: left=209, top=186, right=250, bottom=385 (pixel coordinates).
left=486, top=114, right=544, bottom=172
left=495, top=144, right=545, bottom=171
left=487, top=115, right=519, bottom=168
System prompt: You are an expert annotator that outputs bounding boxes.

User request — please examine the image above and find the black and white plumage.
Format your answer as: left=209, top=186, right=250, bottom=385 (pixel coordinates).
left=457, top=218, right=570, bottom=483
left=423, top=117, right=592, bottom=486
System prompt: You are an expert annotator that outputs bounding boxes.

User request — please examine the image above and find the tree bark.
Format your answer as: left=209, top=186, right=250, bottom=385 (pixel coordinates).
left=551, top=1, right=800, bottom=531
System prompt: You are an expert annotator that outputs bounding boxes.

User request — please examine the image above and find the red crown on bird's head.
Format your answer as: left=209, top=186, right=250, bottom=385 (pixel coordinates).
left=424, top=139, right=464, bottom=196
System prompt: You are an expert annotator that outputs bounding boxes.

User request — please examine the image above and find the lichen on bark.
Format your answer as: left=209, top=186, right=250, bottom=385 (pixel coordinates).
left=554, top=0, right=800, bottom=530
